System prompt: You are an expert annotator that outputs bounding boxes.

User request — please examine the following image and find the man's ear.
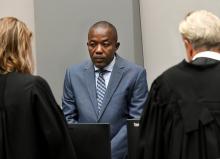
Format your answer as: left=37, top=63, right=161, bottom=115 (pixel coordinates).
left=116, top=42, right=120, bottom=49
left=183, top=38, right=191, bottom=49
left=183, top=38, right=194, bottom=61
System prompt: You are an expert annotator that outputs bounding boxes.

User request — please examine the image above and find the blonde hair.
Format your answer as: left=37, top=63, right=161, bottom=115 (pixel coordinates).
left=0, top=17, right=34, bottom=74
left=179, top=10, right=220, bottom=50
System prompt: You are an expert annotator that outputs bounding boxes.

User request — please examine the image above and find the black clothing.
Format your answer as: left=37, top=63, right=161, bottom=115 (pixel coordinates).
left=192, top=57, right=219, bottom=66
left=0, top=72, right=76, bottom=159
left=138, top=59, right=220, bottom=159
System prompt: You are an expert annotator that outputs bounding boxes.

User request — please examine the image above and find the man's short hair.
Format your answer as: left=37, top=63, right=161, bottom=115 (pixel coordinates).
left=88, top=21, right=118, bottom=42
left=179, top=10, right=220, bottom=50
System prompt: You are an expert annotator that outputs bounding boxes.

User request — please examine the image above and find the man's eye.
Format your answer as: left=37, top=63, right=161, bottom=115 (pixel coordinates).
left=103, top=43, right=110, bottom=47
left=89, top=43, right=96, bottom=47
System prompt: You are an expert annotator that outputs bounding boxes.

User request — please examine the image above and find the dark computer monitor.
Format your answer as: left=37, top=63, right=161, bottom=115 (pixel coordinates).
left=127, top=119, right=140, bottom=159
left=68, top=123, right=111, bottom=159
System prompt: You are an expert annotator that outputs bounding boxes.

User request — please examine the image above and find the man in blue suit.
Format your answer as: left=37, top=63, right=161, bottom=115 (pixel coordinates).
left=62, top=21, right=148, bottom=159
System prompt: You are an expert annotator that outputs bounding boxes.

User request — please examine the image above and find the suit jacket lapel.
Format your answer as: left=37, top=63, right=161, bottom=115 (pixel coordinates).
left=98, top=56, right=125, bottom=120
left=84, top=61, right=99, bottom=118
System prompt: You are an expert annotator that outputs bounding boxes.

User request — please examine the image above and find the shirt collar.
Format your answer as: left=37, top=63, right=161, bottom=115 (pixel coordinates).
left=94, top=55, right=116, bottom=72
left=192, top=51, right=220, bottom=61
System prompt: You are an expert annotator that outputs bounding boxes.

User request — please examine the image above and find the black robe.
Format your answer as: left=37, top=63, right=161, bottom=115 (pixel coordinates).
left=0, top=72, right=77, bottom=159
left=138, top=59, right=220, bottom=159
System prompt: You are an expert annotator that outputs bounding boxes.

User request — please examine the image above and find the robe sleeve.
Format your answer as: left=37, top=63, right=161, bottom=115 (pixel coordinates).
left=31, top=76, right=77, bottom=159
left=137, top=77, right=171, bottom=159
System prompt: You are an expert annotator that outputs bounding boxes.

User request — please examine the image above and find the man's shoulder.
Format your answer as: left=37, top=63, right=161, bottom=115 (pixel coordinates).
left=157, top=61, right=183, bottom=79
left=154, top=60, right=188, bottom=87
left=163, top=60, right=189, bottom=76
left=116, top=55, right=145, bottom=71
left=67, top=59, right=91, bottom=72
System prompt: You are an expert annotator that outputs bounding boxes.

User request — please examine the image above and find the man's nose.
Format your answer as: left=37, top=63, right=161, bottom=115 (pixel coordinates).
left=95, top=44, right=103, bottom=53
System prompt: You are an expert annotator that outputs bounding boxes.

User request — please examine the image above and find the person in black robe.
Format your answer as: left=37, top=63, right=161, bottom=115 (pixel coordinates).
left=0, top=17, right=77, bottom=159
left=137, top=10, right=220, bottom=159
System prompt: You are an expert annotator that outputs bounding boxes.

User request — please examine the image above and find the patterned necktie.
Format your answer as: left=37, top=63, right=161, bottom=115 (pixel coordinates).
left=96, top=70, right=107, bottom=115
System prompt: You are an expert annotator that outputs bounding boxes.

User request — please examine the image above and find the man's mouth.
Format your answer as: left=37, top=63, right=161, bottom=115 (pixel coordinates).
left=94, top=58, right=104, bottom=62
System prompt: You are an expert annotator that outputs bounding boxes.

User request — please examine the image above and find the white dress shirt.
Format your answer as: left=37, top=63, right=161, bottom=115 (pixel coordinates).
left=94, top=56, right=116, bottom=89
left=193, top=51, right=220, bottom=61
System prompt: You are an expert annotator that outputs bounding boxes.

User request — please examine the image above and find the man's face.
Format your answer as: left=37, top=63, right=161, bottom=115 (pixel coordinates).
left=87, top=27, right=119, bottom=69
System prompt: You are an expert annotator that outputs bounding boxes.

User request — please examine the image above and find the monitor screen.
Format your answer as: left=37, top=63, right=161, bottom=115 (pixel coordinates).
left=127, top=119, right=140, bottom=159
left=68, top=123, right=111, bottom=159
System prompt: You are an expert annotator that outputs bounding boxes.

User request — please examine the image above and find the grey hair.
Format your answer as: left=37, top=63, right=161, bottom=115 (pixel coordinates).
left=179, top=10, right=220, bottom=50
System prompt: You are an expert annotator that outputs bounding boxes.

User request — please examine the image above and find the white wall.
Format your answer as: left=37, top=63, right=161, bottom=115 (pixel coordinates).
left=0, top=0, right=36, bottom=72
left=140, top=0, right=220, bottom=87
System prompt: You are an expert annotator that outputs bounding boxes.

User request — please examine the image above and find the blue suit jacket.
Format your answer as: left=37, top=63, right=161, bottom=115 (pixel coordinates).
left=62, top=55, right=148, bottom=159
